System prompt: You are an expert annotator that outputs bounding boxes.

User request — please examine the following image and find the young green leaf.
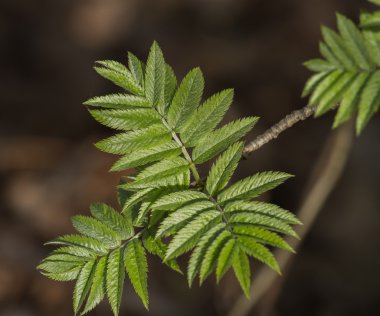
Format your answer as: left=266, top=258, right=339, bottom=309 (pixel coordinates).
left=218, top=172, right=293, bottom=204
left=216, top=238, right=238, bottom=283
left=233, top=226, right=294, bottom=252
left=145, top=41, right=165, bottom=109
left=71, top=215, right=121, bottom=247
left=357, top=70, right=380, bottom=134
left=199, top=230, right=231, bottom=284
left=128, top=52, right=145, bottom=86
left=225, top=200, right=301, bottom=225
left=156, top=200, right=215, bottom=238
left=111, top=142, right=181, bottom=172
left=89, top=109, right=161, bottom=131
left=229, top=212, right=298, bottom=237
left=334, top=72, right=370, bottom=128
left=84, top=94, right=150, bottom=109
left=163, top=64, right=177, bottom=110
left=106, top=248, right=125, bottom=316
left=167, top=68, right=204, bottom=129
left=238, top=237, right=281, bottom=273
left=95, top=60, right=143, bottom=95
left=151, top=190, right=209, bottom=211
left=206, top=142, right=244, bottom=196
left=125, top=239, right=149, bottom=309
left=120, top=157, right=190, bottom=190
left=187, top=223, right=226, bottom=286
left=232, top=249, right=251, bottom=298
left=47, top=235, right=107, bottom=254
left=165, top=210, right=221, bottom=260
left=336, top=13, right=373, bottom=70
left=73, top=260, right=96, bottom=315
left=95, top=125, right=171, bottom=155
left=181, top=89, right=234, bottom=146
left=90, top=203, right=133, bottom=239
left=82, top=257, right=107, bottom=315
left=192, top=117, right=258, bottom=164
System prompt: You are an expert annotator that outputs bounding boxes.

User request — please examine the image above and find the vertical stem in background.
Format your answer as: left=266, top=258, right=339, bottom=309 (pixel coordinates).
left=228, top=121, right=354, bottom=316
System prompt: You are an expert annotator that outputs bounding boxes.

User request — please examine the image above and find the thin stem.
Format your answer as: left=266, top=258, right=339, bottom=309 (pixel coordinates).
left=243, top=105, right=316, bottom=157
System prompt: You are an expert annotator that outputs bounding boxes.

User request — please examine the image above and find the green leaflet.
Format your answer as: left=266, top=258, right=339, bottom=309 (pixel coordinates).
left=302, top=71, right=330, bottom=98
left=42, top=267, right=82, bottom=282
left=82, top=257, right=107, bottom=315
left=337, top=14, right=373, bottom=70
left=165, top=210, right=221, bottom=260
left=71, top=215, right=121, bottom=247
left=233, top=226, right=294, bottom=252
left=145, top=41, right=166, bottom=110
left=38, top=260, right=83, bottom=275
left=95, top=60, right=144, bottom=96
left=319, top=42, right=342, bottom=68
left=167, top=68, right=204, bottom=130
left=90, top=203, right=134, bottom=239
left=84, top=94, right=150, bottom=109
left=73, top=259, right=96, bottom=314
left=199, top=230, right=231, bottom=284
left=156, top=200, right=215, bottom=238
left=225, top=200, right=301, bottom=225
left=333, top=72, right=370, bottom=128
left=111, top=142, right=181, bottom=172
left=218, top=172, right=293, bottom=204
left=47, top=235, right=108, bottom=254
left=315, top=71, right=356, bottom=116
left=120, top=157, right=190, bottom=190
left=125, top=239, right=149, bottom=309
left=303, top=59, right=336, bottom=72
left=180, top=89, right=234, bottom=147
left=232, top=249, right=251, bottom=298
left=321, top=26, right=356, bottom=69
left=120, top=188, right=156, bottom=213
left=309, top=69, right=343, bottom=106
left=237, top=237, right=281, bottom=273
left=357, top=70, right=380, bottom=133
left=106, top=248, right=125, bottom=316
left=89, top=108, right=161, bottom=130
left=52, top=246, right=97, bottom=259
left=229, top=212, right=298, bottom=238
left=206, top=142, right=244, bottom=196
left=187, top=223, right=226, bottom=286
left=192, top=117, right=258, bottom=164
left=151, top=190, right=209, bottom=211
left=95, top=125, right=171, bottom=155
left=163, top=64, right=178, bottom=111
left=216, top=238, right=238, bottom=282
left=128, top=52, right=145, bottom=86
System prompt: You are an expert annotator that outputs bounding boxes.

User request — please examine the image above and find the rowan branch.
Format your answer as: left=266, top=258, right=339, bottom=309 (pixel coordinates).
left=243, top=105, right=316, bottom=157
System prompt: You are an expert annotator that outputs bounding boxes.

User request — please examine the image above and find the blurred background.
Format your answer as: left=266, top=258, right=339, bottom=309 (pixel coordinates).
left=1, top=0, right=380, bottom=315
